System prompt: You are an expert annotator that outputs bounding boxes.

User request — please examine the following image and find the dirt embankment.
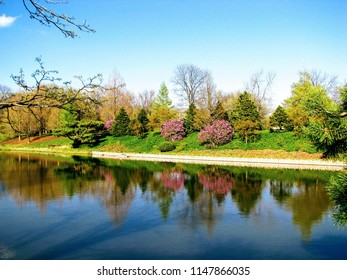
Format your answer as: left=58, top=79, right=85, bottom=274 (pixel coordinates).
left=0, top=136, right=61, bottom=145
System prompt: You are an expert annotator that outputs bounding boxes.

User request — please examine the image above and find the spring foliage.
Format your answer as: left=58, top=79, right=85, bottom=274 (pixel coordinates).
left=160, top=119, right=186, bottom=142
left=198, top=120, right=233, bottom=148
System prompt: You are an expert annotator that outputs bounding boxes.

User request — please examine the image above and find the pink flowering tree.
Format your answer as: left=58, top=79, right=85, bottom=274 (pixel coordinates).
left=160, top=119, right=186, bottom=142
left=198, top=120, right=234, bottom=148
left=104, top=119, right=114, bottom=130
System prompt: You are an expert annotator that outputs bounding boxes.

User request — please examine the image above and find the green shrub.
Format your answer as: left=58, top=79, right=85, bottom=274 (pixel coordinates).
left=159, top=142, right=176, bottom=152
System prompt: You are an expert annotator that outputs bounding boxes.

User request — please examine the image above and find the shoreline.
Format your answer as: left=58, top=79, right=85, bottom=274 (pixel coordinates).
left=1, top=147, right=345, bottom=170
left=92, top=151, right=346, bottom=171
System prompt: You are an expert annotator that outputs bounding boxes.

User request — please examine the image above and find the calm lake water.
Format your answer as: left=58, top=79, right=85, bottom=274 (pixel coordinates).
left=0, top=152, right=347, bottom=260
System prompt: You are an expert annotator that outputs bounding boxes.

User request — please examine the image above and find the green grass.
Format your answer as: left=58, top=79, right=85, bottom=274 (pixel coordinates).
left=0, top=130, right=319, bottom=159
left=95, top=132, right=167, bottom=153
left=94, top=130, right=317, bottom=154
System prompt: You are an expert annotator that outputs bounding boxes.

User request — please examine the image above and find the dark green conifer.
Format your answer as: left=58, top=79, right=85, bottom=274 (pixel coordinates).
left=211, top=100, right=229, bottom=121
left=184, top=103, right=197, bottom=134
left=112, top=107, right=130, bottom=136
left=269, top=106, right=293, bottom=131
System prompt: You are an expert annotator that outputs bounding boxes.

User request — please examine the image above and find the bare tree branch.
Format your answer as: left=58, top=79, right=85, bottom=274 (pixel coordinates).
left=17, top=0, right=95, bottom=38
left=309, top=69, right=339, bottom=101
left=171, top=64, right=208, bottom=106
left=245, top=70, right=276, bottom=118
left=0, top=58, right=103, bottom=111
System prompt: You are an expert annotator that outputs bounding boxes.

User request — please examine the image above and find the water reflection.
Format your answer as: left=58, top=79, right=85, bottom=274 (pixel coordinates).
left=0, top=152, right=336, bottom=241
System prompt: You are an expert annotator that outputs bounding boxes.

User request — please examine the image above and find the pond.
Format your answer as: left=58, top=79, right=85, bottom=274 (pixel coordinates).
left=0, top=152, right=346, bottom=260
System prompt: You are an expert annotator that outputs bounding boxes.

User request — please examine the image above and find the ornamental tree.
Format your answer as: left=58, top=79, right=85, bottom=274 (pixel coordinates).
left=104, top=119, right=114, bottom=130
left=198, top=120, right=233, bottom=148
left=54, top=120, right=105, bottom=148
left=160, top=119, right=186, bottom=142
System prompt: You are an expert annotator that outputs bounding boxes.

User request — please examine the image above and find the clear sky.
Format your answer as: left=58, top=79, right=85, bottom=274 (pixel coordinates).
left=1, top=0, right=347, bottom=108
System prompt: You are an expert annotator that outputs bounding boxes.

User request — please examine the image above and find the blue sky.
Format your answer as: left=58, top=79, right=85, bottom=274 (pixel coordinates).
left=1, top=0, right=347, bottom=108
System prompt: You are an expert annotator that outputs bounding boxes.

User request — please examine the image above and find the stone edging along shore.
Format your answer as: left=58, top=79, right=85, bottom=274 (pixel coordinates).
left=92, top=151, right=346, bottom=171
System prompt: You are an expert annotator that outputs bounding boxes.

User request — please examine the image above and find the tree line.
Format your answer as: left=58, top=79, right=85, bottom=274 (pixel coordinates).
left=0, top=59, right=346, bottom=156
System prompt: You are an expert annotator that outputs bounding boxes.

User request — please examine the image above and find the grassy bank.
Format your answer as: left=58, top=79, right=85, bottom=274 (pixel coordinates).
left=0, top=131, right=322, bottom=160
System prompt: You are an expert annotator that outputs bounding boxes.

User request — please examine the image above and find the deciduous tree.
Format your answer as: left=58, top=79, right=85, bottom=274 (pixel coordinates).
left=0, top=0, right=95, bottom=38
left=171, top=64, right=208, bottom=106
left=245, top=70, right=276, bottom=121
left=149, top=83, right=177, bottom=130
left=0, top=57, right=103, bottom=111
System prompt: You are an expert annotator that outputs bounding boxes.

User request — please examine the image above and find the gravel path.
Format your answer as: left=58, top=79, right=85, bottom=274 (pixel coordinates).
left=92, top=151, right=346, bottom=171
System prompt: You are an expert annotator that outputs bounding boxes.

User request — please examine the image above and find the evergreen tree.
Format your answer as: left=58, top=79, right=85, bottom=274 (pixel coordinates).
left=112, top=107, right=130, bottom=136
left=269, top=106, right=293, bottom=131
left=307, top=84, right=347, bottom=226
left=136, top=108, right=150, bottom=138
left=211, top=100, right=229, bottom=121
left=231, top=92, right=261, bottom=125
left=184, top=103, right=197, bottom=134
left=55, top=120, right=105, bottom=148
left=230, top=92, right=261, bottom=143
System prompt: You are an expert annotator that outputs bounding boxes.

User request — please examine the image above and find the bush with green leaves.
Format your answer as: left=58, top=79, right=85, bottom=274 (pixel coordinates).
left=235, top=119, right=261, bottom=144
left=160, top=119, right=186, bottom=142
left=198, top=120, right=233, bottom=148
left=158, top=142, right=176, bottom=152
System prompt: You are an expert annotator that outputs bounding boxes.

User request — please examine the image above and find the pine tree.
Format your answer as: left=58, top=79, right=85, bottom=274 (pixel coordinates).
left=231, top=92, right=261, bottom=126
left=231, top=92, right=261, bottom=143
left=211, top=100, right=229, bottom=121
left=137, top=108, right=149, bottom=138
left=269, top=106, right=293, bottom=131
left=184, top=103, right=197, bottom=134
left=112, top=107, right=130, bottom=136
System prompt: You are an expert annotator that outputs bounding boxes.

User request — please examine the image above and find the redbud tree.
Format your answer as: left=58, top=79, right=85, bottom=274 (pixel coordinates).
left=198, top=120, right=233, bottom=148
left=160, top=119, right=186, bottom=142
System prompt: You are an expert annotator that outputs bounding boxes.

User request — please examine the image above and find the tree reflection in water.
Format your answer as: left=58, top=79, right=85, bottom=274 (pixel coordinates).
left=231, top=170, right=264, bottom=216
left=0, top=153, right=336, bottom=239
left=198, top=167, right=234, bottom=195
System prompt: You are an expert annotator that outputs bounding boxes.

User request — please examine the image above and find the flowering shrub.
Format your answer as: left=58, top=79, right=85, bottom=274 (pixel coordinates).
left=198, top=167, right=234, bottom=195
left=160, top=119, right=186, bottom=142
left=198, top=120, right=233, bottom=148
left=104, top=119, right=114, bottom=130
